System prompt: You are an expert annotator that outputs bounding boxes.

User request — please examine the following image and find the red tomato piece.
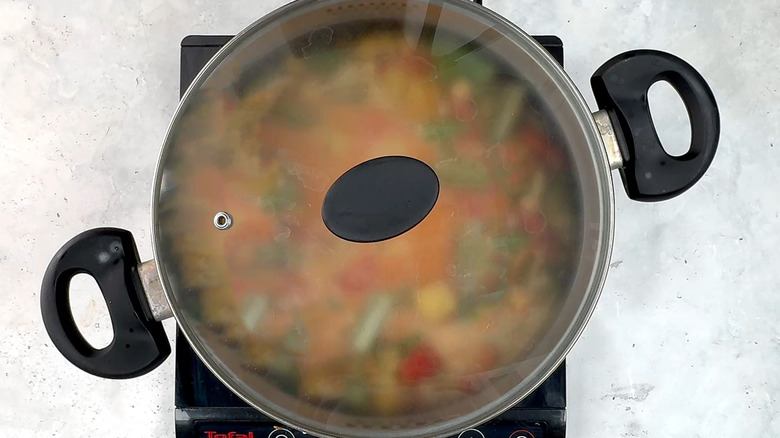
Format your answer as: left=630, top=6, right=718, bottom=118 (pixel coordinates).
left=403, top=55, right=437, bottom=79
left=523, top=210, right=547, bottom=234
left=454, top=99, right=478, bottom=122
left=399, top=344, right=442, bottom=385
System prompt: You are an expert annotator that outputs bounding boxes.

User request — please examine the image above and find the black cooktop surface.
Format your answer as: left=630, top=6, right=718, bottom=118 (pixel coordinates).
left=175, top=34, right=566, bottom=438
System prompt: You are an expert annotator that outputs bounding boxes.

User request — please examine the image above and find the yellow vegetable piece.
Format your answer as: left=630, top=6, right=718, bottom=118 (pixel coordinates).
left=382, top=66, right=411, bottom=104
left=450, top=79, right=472, bottom=102
left=404, top=82, right=440, bottom=121
left=416, top=281, right=457, bottom=323
left=372, top=372, right=404, bottom=415
left=367, top=347, right=404, bottom=415
left=300, top=369, right=346, bottom=401
left=355, top=33, right=404, bottom=59
left=508, top=287, right=532, bottom=313
left=241, top=337, right=274, bottom=369
left=377, top=347, right=401, bottom=372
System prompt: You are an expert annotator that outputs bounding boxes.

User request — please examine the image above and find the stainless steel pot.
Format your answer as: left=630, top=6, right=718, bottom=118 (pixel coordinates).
left=41, top=1, right=719, bottom=437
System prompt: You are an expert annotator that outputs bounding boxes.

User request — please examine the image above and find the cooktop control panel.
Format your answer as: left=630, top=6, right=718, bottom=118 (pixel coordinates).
left=194, top=423, right=545, bottom=438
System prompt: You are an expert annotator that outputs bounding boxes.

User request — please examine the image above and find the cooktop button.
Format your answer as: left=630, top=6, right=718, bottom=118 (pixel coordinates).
left=457, top=429, right=485, bottom=438
left=509, top=430, right=536, bottom=438
left=268, top=428, right=295, bottom=438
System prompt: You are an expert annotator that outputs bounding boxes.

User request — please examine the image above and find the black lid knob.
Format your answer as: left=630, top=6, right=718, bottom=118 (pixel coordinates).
left=322, top=156, right=439, bottom=243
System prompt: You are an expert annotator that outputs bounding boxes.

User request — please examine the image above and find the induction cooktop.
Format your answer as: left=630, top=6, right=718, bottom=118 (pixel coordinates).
left=174, top=31, right=567, bottom=438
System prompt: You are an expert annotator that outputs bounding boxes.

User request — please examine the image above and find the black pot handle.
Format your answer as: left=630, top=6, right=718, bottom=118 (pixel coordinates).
left=40, top=228, right=170, bottom=379
left=591, top=50, right=720, bottom=201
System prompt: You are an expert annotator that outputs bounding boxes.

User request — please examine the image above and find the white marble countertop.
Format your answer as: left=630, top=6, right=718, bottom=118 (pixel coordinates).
left=2, top=0, right=778, bottom=437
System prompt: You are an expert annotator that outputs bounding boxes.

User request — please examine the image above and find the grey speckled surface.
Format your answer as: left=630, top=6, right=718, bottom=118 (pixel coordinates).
left=2, top=0, right=778, bottom=437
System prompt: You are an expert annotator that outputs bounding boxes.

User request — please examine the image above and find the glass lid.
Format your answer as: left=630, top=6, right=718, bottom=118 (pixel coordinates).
left=153, top=0, right=611, bottom=437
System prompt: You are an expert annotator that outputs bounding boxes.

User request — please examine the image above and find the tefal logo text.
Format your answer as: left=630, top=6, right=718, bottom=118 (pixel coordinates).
left=203, top=432, right=254, bottom=438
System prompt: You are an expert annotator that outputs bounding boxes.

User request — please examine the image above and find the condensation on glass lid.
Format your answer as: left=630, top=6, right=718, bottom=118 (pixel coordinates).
left=155, top=20, right=583, bottom=421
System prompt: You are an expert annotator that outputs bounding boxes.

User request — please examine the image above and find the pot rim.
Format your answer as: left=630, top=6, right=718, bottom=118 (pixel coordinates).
left=150, top=0, right=615, bottom=436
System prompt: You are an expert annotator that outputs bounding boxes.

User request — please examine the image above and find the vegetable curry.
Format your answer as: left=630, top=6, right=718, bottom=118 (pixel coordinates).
left=159, top=27, right=582, bottom=417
